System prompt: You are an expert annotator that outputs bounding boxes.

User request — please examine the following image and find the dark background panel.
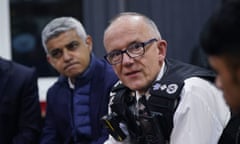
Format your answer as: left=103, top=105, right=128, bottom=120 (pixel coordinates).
left=10, top=0, right=221, bottom=77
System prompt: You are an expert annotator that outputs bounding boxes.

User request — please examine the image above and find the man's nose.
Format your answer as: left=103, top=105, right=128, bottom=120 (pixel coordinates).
left=62, top=49, right=72, bottom=61
left=122, top=52, right=134, bottom=64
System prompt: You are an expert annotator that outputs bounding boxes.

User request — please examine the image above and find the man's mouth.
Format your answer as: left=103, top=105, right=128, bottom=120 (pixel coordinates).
left=125, top=70, right=140, bottom=77
left=64, top=62, right=78, bottom=71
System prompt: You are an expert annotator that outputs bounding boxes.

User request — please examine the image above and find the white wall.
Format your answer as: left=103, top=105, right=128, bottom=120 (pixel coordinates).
left=0, top=0, right=11, bottom=60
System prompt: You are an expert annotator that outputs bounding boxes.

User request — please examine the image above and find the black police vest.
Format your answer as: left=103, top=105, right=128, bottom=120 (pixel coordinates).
left=110, top=59, right=215, bottom=142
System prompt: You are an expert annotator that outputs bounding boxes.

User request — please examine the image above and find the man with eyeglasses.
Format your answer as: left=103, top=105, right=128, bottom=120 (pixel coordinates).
left=40, top=17, right=118, bottom=144
left=102, top=12, right=230, bottom=144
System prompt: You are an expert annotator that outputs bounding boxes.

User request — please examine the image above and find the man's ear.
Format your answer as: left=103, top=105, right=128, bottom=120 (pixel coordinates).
left=47, top=55, right=54, bottom=68
left=85, top=35, right=93, bottom=52
left=157, top=39, right=167, bottom=60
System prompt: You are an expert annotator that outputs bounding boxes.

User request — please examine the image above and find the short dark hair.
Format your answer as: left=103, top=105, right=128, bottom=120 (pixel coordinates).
left=200, top=1, right=240, bottom=58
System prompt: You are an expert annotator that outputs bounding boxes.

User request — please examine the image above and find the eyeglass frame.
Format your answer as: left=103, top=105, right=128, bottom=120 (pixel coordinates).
left=104, top=38, right=158, bottom=65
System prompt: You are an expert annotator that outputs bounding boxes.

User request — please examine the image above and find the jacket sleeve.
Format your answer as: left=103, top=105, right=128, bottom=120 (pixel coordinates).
left=12, top=69, right=42, bottom=144
left=40, top=91, right=60, bottom=144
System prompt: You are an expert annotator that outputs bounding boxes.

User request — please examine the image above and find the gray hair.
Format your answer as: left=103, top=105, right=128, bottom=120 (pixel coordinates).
left=41, top=17, right=87, bottom=53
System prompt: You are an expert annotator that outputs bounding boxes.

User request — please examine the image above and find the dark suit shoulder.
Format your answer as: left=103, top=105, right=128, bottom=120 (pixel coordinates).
left=0, top=58, right=35, bottom=75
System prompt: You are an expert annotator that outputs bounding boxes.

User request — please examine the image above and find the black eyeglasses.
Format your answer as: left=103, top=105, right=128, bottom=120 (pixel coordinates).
left=104, top=38, right=157, bottom=65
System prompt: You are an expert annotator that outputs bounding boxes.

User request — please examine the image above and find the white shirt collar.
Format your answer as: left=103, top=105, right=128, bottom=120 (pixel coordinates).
left=68, top=78, right=75, bottom=89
